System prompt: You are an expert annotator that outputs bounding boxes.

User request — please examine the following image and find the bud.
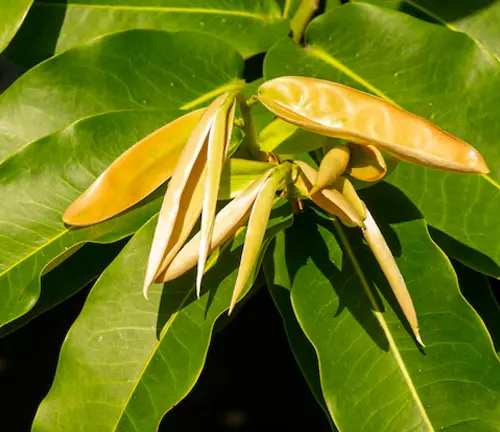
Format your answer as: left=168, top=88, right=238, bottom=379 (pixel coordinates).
left=312, top=145, right=351, bottom=194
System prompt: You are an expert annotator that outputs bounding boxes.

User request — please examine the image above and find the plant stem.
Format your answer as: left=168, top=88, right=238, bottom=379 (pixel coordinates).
left=290, top=0, right=319, bottom=43
left=236, top=93, right=268, bottom=161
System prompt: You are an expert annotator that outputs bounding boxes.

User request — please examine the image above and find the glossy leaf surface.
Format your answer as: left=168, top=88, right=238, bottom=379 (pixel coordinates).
left=0, top=241, right=126, bottom=339
left=6, top=0, right=290, bottom=66
left=0, top=111, right=263, bottom=328
left=33, top=202, right=293, bottom=431
left=358, top=0, right=500, bottom=59
left=264, top=2, right=500, bottom=275
left=266, top=183, right=500, bottom=431
left=0, top=29, right=245, bottom=162
left=0, top=0, right=33, bottom=53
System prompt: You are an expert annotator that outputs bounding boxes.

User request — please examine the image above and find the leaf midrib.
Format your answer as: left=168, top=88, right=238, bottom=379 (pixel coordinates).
left=331, top=219, right=435, bottom=431
left=305, top=45, right=499, bottom=191
left=35, top=2, right=279, bottom=23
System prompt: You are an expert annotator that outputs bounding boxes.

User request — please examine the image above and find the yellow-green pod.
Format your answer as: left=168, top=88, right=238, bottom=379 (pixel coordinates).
left=144, top=94, right=228, bottom=297
left=294, top=160, right=363, bottom=227
left=347, top=143, right=387, bottom=182
left=63, top=109, right=203, bottom=226
left=331, top=176, right=367, bottom=222
left=362, top=210, right=423, bottom=346
left=197, top=97, right=237, bottom=297
left=229, top=171, right=281, bottom=314
left=156, top=170, right=273, bottom=283
left=313, top=145, right=350, bottom=193
left=258, top=76, right=489, bottom=174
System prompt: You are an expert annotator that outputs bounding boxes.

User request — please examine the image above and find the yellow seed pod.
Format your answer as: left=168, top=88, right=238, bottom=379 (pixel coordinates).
left=144, top=93, right=230, bottom=297
left=258, top=76, right=489, bottom=174
left=331, top=176, right=367, bottom=222
left=293, top=160, right=363, bottom=227
left=361, top=210, right=423, bottom=346
left=155, top=169, right=272, bottom=284
left=313, top=145, right=351, bottom=193
left=347, top=143, right=387, bottom=182
left=63, top=109, right=204, bottom=226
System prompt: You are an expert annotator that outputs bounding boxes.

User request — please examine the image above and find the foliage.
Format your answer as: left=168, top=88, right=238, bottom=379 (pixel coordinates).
left=1, top=1, right=499, bottom=430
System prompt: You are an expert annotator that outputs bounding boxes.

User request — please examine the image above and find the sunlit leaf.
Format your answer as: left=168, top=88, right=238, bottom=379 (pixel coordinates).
left=264, top=2, right=500, bottom=276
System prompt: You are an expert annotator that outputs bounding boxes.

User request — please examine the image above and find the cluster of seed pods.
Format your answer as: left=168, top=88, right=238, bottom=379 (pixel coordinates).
left=64, top=76, right=488, bottom=346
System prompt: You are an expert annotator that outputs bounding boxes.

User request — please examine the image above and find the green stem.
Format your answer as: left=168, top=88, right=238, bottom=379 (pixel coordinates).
left=290, top=0, right=319, bottom=43
left=236, top=93, right=268, bottom=161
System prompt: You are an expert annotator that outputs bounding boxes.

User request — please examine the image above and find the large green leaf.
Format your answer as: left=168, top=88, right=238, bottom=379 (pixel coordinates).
left=264, top=239, right=336, bottom=431
left=266, top=183, right=500, bottom=431
left=455, top=260, right=500, bottom=354
left=0, top=0, right=33, bottom=53
left=357, top=0, right=500, bottom=59
left=263, top=3, right=500, bottom=277
left=33, top=202, right=293, bottom=431
left=5, top=0, right=289, bottom=67
left=0, top=241, right=126, bottom=339
left=0, top=29, right=245, bottom=162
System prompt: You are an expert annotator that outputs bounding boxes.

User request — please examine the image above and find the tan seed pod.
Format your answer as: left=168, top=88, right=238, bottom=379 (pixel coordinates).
left=155, top=169, right=273, bottom=284
left=63, top=109, right=203, bottom=226
left=361, top=210, right=424, bottom=346
left=331, top=176, right=367, bottom=222
left=258, top=76, right=489, bottom=174
left=144, top=93, right=230, bottom=298
left=197, top=98, right=237, bottom=297
left=294, top=160, right=363, bottom=227
left=347, top=143, right=387, bottom=182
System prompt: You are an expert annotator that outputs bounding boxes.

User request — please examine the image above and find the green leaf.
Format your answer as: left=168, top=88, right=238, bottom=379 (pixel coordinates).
left=0, top=0, right=33, bottom=53
left=266, top=182, right=500, bottom=431
left=0, top=109, right=265, bottom=328
left=0, top=241, right=126, bottom=339
left=357, top=0, right=500, bottom=59
left=33, top=202, right=293, bottom=431
left=263, top=2, right=500, bottom=276
left=5, top=0, right=289, bottom=67
left=0, top=29, right=245, bottom=162
left=264, top=236, right=336, bottom=431
left=454, top=260, right=500, bottom=354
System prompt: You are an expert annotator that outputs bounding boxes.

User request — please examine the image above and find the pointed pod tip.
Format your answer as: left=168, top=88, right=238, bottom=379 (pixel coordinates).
left=195, top=273, right=203, bottom=299
left=228, top=303, right=235, bottom=316
left=416, top=332, right=425, bottom=347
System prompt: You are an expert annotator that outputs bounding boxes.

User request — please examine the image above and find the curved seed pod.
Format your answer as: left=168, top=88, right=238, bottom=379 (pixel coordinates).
left=143, top=94, right=228, bottom=298
left=229, top=172, right=282, bottom=314
left=331, top=176, right=367, bottom=222
left=258, top=76, right=489, bottom=174
left=63, top=109, right=203, bottom=226
left=347, top=143, right=387, bottom=182
left=362, top=210, right=424, bottom=346
left=152, top=154, right=206, bottom=284
left=155, top=170, right=273, bottom=284
left=197, top=97, right=237, bottom=297
left=294, top=160, right=363, bottom=227
left=312, top=145, right=351, bottom=194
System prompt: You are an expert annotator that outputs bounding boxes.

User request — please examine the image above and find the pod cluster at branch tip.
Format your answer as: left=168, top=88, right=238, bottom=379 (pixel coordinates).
left=63, top=75, right=491, bottom=346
